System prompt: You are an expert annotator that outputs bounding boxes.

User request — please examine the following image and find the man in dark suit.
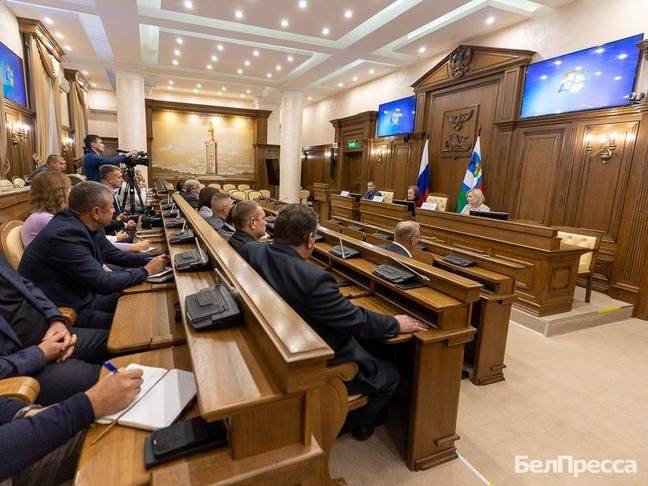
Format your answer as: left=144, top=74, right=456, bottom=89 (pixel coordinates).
left=228, top=200, right=267, bottom=253
left=384, top=221, right=421, bottom=258
left=241, top=204, right=426, bottom=440
left=180, top=179, right=201, bottom=208
left=0, top=253, right=108, bottom=405
left=82, top=134, right=136, bottom=183
left=362, top=180, right=382, bottom=200
left=0, top=366, right=143, bottom=484
left=100, top=165, right=137, bottom=238
left=206, top=192, right=235, bottom=240
left=19, top=182, right=167, bottom=330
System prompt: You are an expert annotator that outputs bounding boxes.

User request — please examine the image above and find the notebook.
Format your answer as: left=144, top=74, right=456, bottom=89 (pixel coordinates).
left=96, top=364, right=197, bottom=431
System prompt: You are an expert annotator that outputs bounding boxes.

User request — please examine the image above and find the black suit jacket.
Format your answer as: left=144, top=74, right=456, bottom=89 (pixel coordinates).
left=362, top=189, right=382, bottom=200
left=385, top=242, right=411, bottom=257
left=241, top=243, right=398, bottom=386
left=180, top=192, right=199, bottom=209
left=18, top=209, right=151, bottom=311
left=228, top=230, right=256, bottom=254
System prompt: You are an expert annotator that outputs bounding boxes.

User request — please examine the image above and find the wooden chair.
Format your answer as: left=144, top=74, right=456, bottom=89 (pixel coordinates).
left=299, top=189, right=310, bottom=205
left=259, top=189, right=271, bottom=198
left=556, top=227, right=602, bottom=303
left=223, top=183, right=236, bottom=192
left=12, top=177, right=26, bottom=188
left=208, top=183, right=222, bottom=190
left=237, top=184, right=250, bottom=191
left=247, top=191, right=262, bottom=200
left=426, top=193, right=449, bottom=211
left=0, top=376, right=40, bottom=403
left=0, top=179, right=15, bottom=191
left=231, top=190, right=247, bottom=201
left=0, top=220, right=24, bottom=269
left=381, top=191, right=394, bottom=203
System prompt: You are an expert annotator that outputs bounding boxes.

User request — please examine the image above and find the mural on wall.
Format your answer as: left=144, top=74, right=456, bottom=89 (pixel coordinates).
left=150, top=110, right=254, bottom=177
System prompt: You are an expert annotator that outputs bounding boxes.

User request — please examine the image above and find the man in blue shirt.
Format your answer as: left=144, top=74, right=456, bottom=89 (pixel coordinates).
left=82, top=134, right=137, bottom=183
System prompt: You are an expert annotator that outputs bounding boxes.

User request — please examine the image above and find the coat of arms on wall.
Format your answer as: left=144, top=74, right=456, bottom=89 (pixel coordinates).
left=440, top=105, right=479, bottom=159
left=448, top=46, right=472, bottom=79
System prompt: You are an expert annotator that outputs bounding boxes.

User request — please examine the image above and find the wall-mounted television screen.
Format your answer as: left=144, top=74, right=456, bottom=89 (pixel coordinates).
left=376, top=96, right=416, bottom=137
left=0, top=41, right=27, bottom=107
left=520, top=34, right=643, bottom=118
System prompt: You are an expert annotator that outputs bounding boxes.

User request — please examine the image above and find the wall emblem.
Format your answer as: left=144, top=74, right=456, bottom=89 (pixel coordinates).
left=449, top=46, right=472, bottom=79
left=440, top=105, right=479, bottom=159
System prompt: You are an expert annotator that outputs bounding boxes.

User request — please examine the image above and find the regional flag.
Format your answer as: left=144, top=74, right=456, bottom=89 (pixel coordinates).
left=416, top=138, right=430, bottom=205
left=456, top=136, right=483, bottom=212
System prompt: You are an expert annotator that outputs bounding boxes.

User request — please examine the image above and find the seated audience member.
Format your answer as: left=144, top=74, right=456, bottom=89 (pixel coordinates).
left=18, top=182, right=167, bottom=330
left=197, top=187, right=216, bottom=218
left=406, top=185, right=423, bottom=207
left=241, top=204, right=427, bottom=440
left=0, top=367, right=143, bottom=484
left=0, top=253, right=108, bottom=406
left=206, top=192, right=235, bottom=239
left=22, top=171, right=149, bottom=253
left=100, top=165, right=137, bottom=235
left=180, top=179, right=201, bottom=208
left=460, top=188, right=490, bottom=216
left=385, top=221, right=421, bottom=258
left=175, top=178, right=187, bottom=194
left=82, top=134, right=136, bottom=183
left=229, top=200, right=267, bottom=254
left=29, top=154, right=67, bottom=180
left=362, top=180, right=382, bottom=200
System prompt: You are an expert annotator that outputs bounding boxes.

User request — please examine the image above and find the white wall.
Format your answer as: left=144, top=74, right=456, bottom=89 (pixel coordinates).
left=302, top=0, right=648, bottom=146
left=0, top=3, right=22, bottom=58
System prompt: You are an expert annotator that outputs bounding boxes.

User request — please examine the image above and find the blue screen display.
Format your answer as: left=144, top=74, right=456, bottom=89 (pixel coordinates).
left=520, top=34, right=643, bottom=118
left=376, top=96, right=416, bottom=137
left=0, top=41, right=27, bottom=107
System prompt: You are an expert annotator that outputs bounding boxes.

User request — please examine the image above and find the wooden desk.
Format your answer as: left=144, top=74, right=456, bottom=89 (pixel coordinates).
left=359, top=199, right=413, bottom=229
left=329, top=193, right=359, bottom=221
left=313, top=183, right=330, bottom=221
left=0, top=187, right=29, bottom=234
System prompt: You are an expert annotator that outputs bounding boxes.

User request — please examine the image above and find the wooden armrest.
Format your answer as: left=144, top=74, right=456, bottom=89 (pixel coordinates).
left=58, top=307, right=77, bottom=327
left=326, top=362, right=358, bottom=382
left=0, top=377, right=40, bottom=403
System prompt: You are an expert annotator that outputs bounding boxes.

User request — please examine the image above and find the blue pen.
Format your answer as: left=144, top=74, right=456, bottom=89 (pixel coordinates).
left=102, top=361, right=119, bottom=374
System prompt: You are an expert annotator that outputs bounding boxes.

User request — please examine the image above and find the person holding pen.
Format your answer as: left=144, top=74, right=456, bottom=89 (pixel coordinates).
left=0, top=363, right=143, bottom=485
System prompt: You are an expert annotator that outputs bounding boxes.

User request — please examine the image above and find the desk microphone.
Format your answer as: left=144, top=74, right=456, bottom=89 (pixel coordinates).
left=385, top=254, right=430, bottom=282
left=339, top=236, right=346, bottom=259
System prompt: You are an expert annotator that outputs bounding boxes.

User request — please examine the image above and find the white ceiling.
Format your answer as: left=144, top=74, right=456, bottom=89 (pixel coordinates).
left=7, top=0, right=575, bottom=104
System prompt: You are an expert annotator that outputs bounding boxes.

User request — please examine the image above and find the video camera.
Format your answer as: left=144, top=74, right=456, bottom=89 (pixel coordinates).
left=116, top=149, right=150, bottom=167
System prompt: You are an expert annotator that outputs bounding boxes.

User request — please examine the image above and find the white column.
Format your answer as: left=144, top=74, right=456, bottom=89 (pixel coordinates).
left=256, top=98, right=281, bottom=145
left=115, top=70, right=148, bottom=183
left=278, top=89, right=303, bottom=203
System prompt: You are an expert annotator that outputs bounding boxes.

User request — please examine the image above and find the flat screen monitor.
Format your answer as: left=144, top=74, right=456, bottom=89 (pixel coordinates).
left=392, top=199, right=416, bottom=213
left=0, top=41, right=27, bottom=107
left=376, top=96, right=416, bottom=137
left=520, top=34, right=643, bottom=118
left=469, top=210, right=508, bottom=221
left=265, top=158, right=279, bottom=186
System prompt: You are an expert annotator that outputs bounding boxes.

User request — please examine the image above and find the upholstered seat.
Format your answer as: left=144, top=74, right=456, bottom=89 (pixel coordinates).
left=557, top=229, right=601, bottom=303
left=238, top=184, right=250, bottom=191
left=247, top=191, right=262, bottom=200
left=0, top=220, right=24, bottom=269
left=0, top=179, right=15, bottom=191
left=208, top=183, right=222, bottom=190
left=259, top=189, right=271, bottom=198
left=223, top=183, right=236, bottom=192
left=231, top=190, right=247, bottom=200
left=381, top=191, right=394, bottom=203
left=425, top=193, right=449, bottom=211
left=12, top=177, right=25, bottom=188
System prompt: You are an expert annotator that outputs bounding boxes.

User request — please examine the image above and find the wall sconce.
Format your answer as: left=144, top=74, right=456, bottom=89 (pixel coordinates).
left=585, top=132, right=617, bottom=163
left=9, top=122, right=30, bottom=146
left=62, top=136, right=74, bottom=146
left=324, top=151, right=331, bottom=158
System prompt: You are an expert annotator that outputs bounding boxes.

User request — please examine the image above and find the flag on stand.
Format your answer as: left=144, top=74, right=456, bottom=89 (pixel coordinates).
left=416, top=138, right=430, bottom=205
left=456, top=136, right=483, bottom=213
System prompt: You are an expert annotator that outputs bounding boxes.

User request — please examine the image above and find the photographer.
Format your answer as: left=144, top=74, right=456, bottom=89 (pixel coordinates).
left=82, top=135, right=137, bottom=183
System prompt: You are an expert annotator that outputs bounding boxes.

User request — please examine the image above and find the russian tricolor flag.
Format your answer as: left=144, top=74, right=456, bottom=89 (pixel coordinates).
left=416, top=138, right=430, bottom=205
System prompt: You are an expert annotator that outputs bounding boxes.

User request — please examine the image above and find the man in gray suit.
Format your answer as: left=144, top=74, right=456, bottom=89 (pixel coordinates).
left=384, top=221, right=421, bottom=258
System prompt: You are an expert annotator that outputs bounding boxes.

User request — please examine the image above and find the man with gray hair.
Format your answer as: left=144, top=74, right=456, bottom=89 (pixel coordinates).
left=385, top=221, right=421, bottom=258
left=206, top=192, right=235, bottom=239
left=19, top=181, right=167, bottom=329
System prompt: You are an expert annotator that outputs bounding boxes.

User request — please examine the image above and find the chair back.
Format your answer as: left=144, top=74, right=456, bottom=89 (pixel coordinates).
left=0, top=180, right=15, bottom=192
left=208, top=183, right=222, bottom=190
left=238, top=184, right=250, bottom=191
left=259, top=189, right=271, bottom=198
left=231, top=190, right=247, bottom=201
left=12, top=177, right=26, bottom=188
left=425, top=193, right=449, bottom=211
left=381, top=191, right=394, bottom=203
left=557, top=228, right=601, bottom=274
left=248, top=191, right=262, bottom=200
left=223, top=183, right=236, bottom=192
left=299, top=189, right=310, bottom=204
left=0, top=220, right=25, bottom=269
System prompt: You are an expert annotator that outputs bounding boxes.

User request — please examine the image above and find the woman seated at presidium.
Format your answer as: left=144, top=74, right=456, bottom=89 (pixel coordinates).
left=460, top=188, right=490, bottom=216
left=406, top=185, right=423, bottom=208
left=21, top=171, right=150, bottom=253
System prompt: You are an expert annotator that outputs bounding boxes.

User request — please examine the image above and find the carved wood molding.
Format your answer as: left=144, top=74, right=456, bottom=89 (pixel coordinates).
left=144, top=99, right=272, bottom=119
left=440, top=105, right=479, bottom=159
left=449, top=46, right=473, bottom=79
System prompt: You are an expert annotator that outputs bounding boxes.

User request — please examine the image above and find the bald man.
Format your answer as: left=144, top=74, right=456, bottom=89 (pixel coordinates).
left=385, top=221, right=421, bottom=258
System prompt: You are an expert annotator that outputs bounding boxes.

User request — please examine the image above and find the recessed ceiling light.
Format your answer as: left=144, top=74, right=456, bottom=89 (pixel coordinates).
left=246, top=89, right=251, bottom=93
left=235, top=9, right=243, bottom=19
left=91, top=82, right=97, bottom=87
left=352, top=76, right=358, bottom=81
left=237, top=68, right=243, bottom=74
left=211, top=55, right=218, bottom=62
left=168, top=80, right=174, bottom=85
left=168, top=85, right=173, bottom=90
left=287, top=55, right=294, bottom=62
left=281, top=19, right=289, bottom=28
left=276, top=65, right=282, bottom=71
left=344, top=10, right=353, bottom=19
left=485, top=16, right=495, bottom=24
left=174, top=49, right=181, bottom=56
left=298, top=0, right=307, bottom=8
left=307, top=96, right=312, bottom=100
left=82, top=70, right=89, bottom=75
left=217, top=44, right=224, bottom=51
left=267, top=73, right=272, bottom=78
left=418, top=46, right=426, bottom=54
left=184, top=0, right=193, bottom=8
left=176, top=37, right=183, bottom=44
left=196, top=83, right=202, bottom=88
left=369, top=69, right=375, bottom=74
left=240, top=94, right=245, bottom=98
left=44, top=17, right=53, bottom=25
left=338, top=82, right=344, bottom=87
left=217, top=91, right=222, bottom=95
left=55, top=32, right=63, bottom=39
left=244, top=60, right=250, bottom=66
left=206, top=64, right=213, bottom=69
left=222, top=86, right=227, bottom=90
left=172, top=59, right=179, bottom=65
left=322, top=27, right=330, bottom=36
left=193, top=88, right=198, bottom=93
left=64, top=45, right=72, bottom=51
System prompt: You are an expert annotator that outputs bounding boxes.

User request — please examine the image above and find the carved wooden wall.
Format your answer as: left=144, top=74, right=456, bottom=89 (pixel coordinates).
left=301, top=144, right=336, bottom=193
left=3, top=99, right=35, bottom=179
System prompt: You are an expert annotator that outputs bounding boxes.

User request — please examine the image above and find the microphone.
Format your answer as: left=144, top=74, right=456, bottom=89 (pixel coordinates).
left=385, top=254, right=430, bottom=282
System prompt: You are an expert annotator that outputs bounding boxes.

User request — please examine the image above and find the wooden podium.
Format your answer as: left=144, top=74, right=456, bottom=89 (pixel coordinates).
left=313, top=183, right=330, bottom=221
left=330, top=193, right=360, bottom=221
left=359, top=199, right=413, bottom=229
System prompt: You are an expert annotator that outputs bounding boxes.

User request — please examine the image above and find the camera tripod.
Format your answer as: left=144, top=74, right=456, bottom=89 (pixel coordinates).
left=120, top=165, right=146, bottom=214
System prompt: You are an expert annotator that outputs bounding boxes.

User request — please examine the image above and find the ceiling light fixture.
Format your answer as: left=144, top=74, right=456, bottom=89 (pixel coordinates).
left=244, top=60, right=250, bottom=66
left=168, top=86, right=173, bottom=90
left=234, top=9, right=243, bottom=19
left=206, top=64, right=213, bottom=69
left=217, top=91, right=222, bottom=95
left=338, top=82, right=344, bottom=87
left=196, top=83, right=202, bottom=88
left=168, top=80, right=174, bottom=85
left=237, top=68, right=243, bottom=74
left=298, top=0, right=307, bottom=8
left=193, top=88, right=198, bottom=93
left=485, top=16, right=495, bottom=24
left=64, top=45, right=72, bottom=51
left=55, top=32, right=63, bottom=39
left=267, top=73, right=272, bottom=78
left=344, top=10, right=353, bottom=19
left=172, top=59, right=179, bottom=65
left=211, top=55, right=218, bottom=61
left=91, top=82, right=97, bottom=87
left=184, top=1, right=193, bottom=8
left=307, top=96, right=312, bottom=100
left=281, top=19, right=289, bottom=28
left=322, top=27, right=330, bottom=36
left=174, top=49, right=181, bottom=56
left=217, top=44, right=224, bottom=51
left=287, top=55, right=294, bottom=62
left=369, top=68, right=375, bottom=74
left=44, top=17, right=53, bottom=25
left=222, top=86, right=227, bottom=90
left=418, top=46, right=426, bottom=54
left=82, top=70, right=89, bottom=75
left=240, top=94, right=245, bottom=98
left=246, top=89, right=251, bottom=94
left=276, top=65, right=282, bottom=71
left=253, top=50, right=260, bottom=57
left=352, top=76, right=358, bottom=81
left=176, top=37, right=183, bottom=44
